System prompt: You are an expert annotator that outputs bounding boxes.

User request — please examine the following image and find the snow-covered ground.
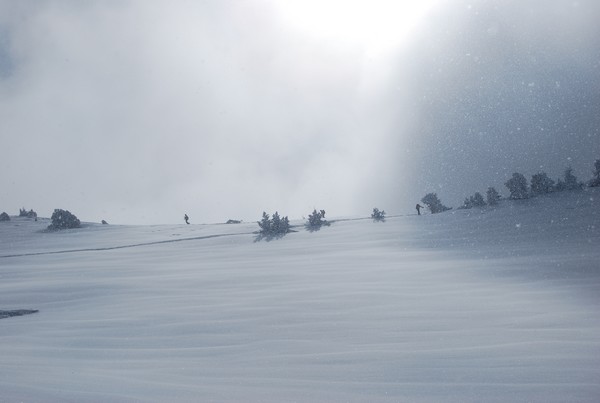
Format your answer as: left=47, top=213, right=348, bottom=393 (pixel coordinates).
left=1, top=189, right=599, bottom=402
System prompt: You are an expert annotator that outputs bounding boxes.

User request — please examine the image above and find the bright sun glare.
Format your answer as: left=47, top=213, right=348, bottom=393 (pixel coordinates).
left=273, top=0, right=440, bottom=55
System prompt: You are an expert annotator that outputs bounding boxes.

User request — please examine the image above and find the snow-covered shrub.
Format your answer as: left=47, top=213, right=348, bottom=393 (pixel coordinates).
left=306, top=209, right=329, bottom=231
left=19, top=208, right=37, bottom=219
left=555, top=180, right=564, bottom=191
left=460, top=192, right=486, bottom=209
left=48, top=209, right=81, bottom=230
left=563, top=167, right=582, bottom=190
left=278, top=215, right=290, bottom=234
left=556, top=167, right=583, bottom=191
left=530, top=172, right=555, bottom=195
left=471, top=192, right=485, bottom=207
left=0, top=212, right=10, bottom=222
left=486, top=187, right=500, bottom=206
left=421, top=193, right=451, bottom=214
left=505, top=173, right=529, bottom=199
left=257, top=211, right=290, bottom=239
left=271, top=212, right=290, bottom=234
left=371, top=208, right=386, bottom=222
left=258, top=212, right=272, bottom=234
left=460, top=197, right=473, bottom=210
left=589, top=159, right=600, bottom=187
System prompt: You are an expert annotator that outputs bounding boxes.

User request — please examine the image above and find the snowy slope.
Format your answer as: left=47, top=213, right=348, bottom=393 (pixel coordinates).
left=1, top=189, right=599, bottom=402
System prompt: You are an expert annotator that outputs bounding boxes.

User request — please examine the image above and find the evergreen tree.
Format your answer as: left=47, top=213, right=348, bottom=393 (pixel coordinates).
left=258, top=212, right=271, bottom=234
left=505, top=172, right=529, bottom=199
left=271, top=211, right=282, bottom=234
left=461, top=197, right=473, bottom=209
left=563, top=166, right=581, bottom=190
left=421, top=193, right=451, bottom=214
left=19, top=208, right=37, bottom=219
left=256, top=211, right=291, bottom=239
left=0, top=212, right=10, bottom=222
left=281, top=216, right=290, bottom=233
left=486, top=187, right=500, bottom=205
left=371, top=208, right=386, bottom=221
left=306, top=209, right=329, bottom=231
left=48, top=209, right=81, bottom=230
left=530, top=172, right=555, bottom=195
left=460, top=192, right=486, bottom=209
left=590, top=159, right=600, bottom=187
left=471, top=192, right=486, bottom=207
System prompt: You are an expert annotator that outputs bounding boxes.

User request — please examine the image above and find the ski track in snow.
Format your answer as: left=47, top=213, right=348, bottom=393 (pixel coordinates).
left=0, top=189, right=599, bottom=402
left=0, top=216, right=410, bottom=259
left=0, top=231, right=255, bottom=259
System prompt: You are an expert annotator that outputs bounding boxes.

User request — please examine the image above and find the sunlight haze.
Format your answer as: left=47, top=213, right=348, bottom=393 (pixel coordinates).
left=0, top=1, right=598, bottom=224
left=270, top=0, right=440, bottom=56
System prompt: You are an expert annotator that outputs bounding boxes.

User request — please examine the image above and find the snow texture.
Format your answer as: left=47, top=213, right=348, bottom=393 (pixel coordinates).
left=1, top=189, right=599, bottom=402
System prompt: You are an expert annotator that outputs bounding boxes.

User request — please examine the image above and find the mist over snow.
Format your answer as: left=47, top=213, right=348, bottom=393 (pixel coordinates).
left=0, top=1, right=599, bottom=224
left=382, top=0, right=600, bottom=210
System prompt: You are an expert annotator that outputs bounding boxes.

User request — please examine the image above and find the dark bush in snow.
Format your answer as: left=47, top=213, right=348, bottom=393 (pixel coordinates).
left=421, top=193, right=451, bottom=214
left=461, top=192, right=486, bottom=209
left=258, top=212, right=272, bottom=234
left=460, top=197, right=472, bottom=209
left=371, top=207, right=386, bottom=222
left=505, top=173, right=529, bottom=199
left=271, top=212, right=290, bottom=234
left=486, top=187, right=501, bottom=206
left=306, top=209, right=330, bottom=231
left=48, top=209, right=81, bottom=230
left=590, top=159, right=600, bottom=187
left=471, top=192, right=485, bottom=207
left=19, top=208, right=37, bottom=219
left=226, top=219, right=242, bottom=224
left=563, top=166, right=582, bottom=190
left=556, top=166, right=583, bottom=191
left=530, top=172, right=555, bottom=195
left=257, top=211, right=290, bottom=239
left=0, top=212, right=10, bottom=222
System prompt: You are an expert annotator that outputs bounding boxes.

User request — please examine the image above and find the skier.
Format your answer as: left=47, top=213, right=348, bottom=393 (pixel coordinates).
left=184, top=214, right=190, bottom=224
left=416, top=204, right=423, bottom=216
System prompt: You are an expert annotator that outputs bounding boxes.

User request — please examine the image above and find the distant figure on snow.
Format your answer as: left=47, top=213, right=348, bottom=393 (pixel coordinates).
left=416, top=204, right=423, bottom=216
left=184, top=214, right=190, bottom=224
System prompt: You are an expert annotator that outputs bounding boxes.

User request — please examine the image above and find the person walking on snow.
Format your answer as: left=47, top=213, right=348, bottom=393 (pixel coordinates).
left=416, top=204, right=423, bottom=215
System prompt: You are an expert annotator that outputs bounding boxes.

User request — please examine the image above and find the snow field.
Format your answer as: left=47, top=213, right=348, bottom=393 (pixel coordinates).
left=0, top=188, right=599, bottom=402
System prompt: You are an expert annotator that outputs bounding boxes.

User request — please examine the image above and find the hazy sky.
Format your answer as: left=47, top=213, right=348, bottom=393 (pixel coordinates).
left=1, top=0, right=599, bottom=224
